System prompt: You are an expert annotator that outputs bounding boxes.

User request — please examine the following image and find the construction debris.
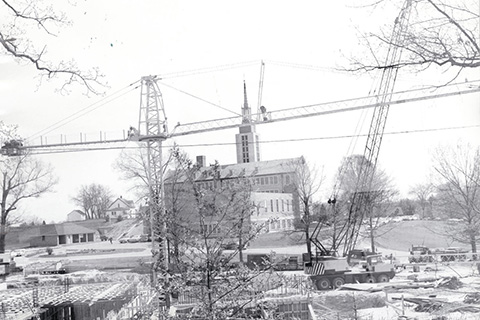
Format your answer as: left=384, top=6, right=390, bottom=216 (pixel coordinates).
left=436, top=276, right=463, bottom=289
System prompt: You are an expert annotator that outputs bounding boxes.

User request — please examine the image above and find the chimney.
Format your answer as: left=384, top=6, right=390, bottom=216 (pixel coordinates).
left=196, top=155, right=206, bottom=168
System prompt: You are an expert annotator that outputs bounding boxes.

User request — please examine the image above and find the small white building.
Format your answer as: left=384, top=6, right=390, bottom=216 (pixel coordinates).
left=105, top=196, right=136, bottom=220
left=251, top=192, right=295, bottom=233
left=66, top=210, right=86, bottom=222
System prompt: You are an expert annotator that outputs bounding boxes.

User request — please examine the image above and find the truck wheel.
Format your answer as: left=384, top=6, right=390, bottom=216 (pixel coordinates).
left=376, top=274, right=390, bottom=283
left=316, top=278, right=331, bottom=290
left=332, top=277, right=345, bottom=289
left=365, top=276, right=376, bottom=283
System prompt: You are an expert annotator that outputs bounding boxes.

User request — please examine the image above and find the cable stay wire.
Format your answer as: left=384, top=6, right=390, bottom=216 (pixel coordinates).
left=158, top=81, right=241, bottom=116
left=154, top=60, right=260, bottom=79
left=265, top=60, right=343, bottom=73
left=26, top=80, right=141, bottom=142
left=28, top=124, right=480, bottom=155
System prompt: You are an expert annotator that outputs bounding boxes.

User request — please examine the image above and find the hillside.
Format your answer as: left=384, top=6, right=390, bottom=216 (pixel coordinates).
left=250, top=219, right=475, bottom=255
left=371, top=220, right=469, bottom=252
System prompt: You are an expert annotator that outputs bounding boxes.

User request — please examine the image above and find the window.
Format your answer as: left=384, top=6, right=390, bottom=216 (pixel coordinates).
left=270, top=177, right=274, bottom=184
left=261, top=178, right=265, bottom=185
left=282, top=199, right=285, bottom=211
left=270, top=200, right=274, bottom=212
left=276, top=199, right=279, bottom=212
left=285, top=175, right=290, bottom=184
left=287, top=200, right=290, bottom=211
left=42, top=235, right=45, bottom=241
left=282, top=220, right=286, bottom=228
left=274, top=176, right=278, bottom=184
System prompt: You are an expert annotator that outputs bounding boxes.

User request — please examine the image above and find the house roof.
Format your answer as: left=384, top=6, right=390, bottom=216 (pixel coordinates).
left=67, top=210, right=85, bottom=216
left=166, top=157, right=303, bottom=183
left=106, top=197, right=135, bottom=211
left=39, top=223, right=96, bottom=236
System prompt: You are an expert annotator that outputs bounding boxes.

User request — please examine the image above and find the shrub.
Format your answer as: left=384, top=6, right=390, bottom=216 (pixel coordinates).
left=117, top=215, right=124, bottom=222
left=46, top=247, right=53, bottom=255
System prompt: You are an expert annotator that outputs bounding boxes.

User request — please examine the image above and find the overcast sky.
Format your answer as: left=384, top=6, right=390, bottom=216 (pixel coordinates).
left=1, top=1, right=479, bottom=223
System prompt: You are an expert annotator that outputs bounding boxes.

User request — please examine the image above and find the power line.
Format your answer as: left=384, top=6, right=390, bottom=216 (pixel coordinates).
left=29, top=124, right=479, bottom=155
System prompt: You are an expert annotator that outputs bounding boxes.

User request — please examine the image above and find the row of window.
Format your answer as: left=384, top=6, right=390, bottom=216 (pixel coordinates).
left=266, top=218, right=293, bottom=231
left=241, top=135, right=250, bottom=163
left=193, top=173, right=292, bottom=190
left=255, top=198, right=292, bottom=213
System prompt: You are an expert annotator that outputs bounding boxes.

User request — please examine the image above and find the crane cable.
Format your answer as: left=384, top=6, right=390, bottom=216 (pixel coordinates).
left=26, top=80, right=141, bottom=142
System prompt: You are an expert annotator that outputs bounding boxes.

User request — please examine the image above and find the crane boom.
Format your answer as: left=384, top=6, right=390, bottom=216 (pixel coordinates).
left=315, top=0, right=414, bottom=257
left=2, top=80, right=478, bottom=155
left=169, top=82, right=478, bottom=138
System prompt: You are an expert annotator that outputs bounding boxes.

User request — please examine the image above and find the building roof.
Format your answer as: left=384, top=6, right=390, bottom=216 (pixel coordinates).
left=67, top=210, right=85, bottom=216
left=39, top=223, right=96, bottom=236
left=106, top=197, right=135, bottom=212
left=166, top=157, right=303, bottom=183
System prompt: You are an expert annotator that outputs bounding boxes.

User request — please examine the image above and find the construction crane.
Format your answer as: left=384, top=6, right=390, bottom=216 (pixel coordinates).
left=310, top=0, right=414, bottom=258
left=2, top=79, right=478, bottom=156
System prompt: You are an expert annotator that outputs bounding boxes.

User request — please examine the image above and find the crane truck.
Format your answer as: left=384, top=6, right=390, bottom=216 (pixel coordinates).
left=304, top=253, right=395, bottom=290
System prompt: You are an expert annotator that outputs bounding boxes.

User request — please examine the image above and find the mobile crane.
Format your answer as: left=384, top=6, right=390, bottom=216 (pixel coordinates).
left=306, top=0, right=413, bottom=290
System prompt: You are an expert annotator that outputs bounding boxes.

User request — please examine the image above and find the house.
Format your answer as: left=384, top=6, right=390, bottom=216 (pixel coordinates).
left=105, top=196, right=136, bottom=220
left=66, top=210, right=86, bottom=222
left=29, top=223, right=96, bottom=247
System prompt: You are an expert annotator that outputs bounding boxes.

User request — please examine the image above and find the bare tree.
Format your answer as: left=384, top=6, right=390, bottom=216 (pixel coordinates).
left=114, top=147, right=151, bottom=203
left=409, top=182, right=435, bottom=219
left=289, top=157, right=325, bottom=258
left=332, top=154, right=397, bottom=254
left=165, top=157, right=273, bottom=319
left=1, top=123, right=57, bottom=253
left=71, top=184, right=113, bottom=219
left=432, top=143, right=480, bottom=253
left=0, top=0, right=104, bottom=94
left=350, top=0, right=479, bottom=79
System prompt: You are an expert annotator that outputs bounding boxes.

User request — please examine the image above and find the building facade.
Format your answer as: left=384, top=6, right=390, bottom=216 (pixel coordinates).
left=29, top=223, right=96, bottom=247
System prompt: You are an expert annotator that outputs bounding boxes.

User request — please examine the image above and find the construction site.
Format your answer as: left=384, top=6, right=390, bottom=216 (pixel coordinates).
left=1, top=221, right=480, bottom=320
left=1, top=0, right=480, bottom=319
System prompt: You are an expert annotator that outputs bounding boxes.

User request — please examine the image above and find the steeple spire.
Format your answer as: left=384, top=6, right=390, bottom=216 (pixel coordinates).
left=242, top=80, right=251, bottom=124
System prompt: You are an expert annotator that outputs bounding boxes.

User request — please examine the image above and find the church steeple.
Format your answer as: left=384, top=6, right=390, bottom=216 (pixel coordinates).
left=242, top=81, right=251, bottom=124
left=236, top=81, right=261, bottom=163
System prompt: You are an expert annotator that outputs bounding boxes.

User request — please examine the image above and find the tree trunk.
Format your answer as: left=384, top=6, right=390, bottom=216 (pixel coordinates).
left=0, top=207, right=6, bottom=254
left=238, top=216, right=244, bottom=263
left=471, top=235, right=477, bottom=254
left=305, top=221, right=312, bottom=257
left=369, top=216, right=376, bottom=253
left=0, top=223, right=5, bottom=254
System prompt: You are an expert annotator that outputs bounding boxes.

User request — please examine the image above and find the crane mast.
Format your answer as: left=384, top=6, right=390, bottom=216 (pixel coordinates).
left=137, top=76, right=170, bottom=308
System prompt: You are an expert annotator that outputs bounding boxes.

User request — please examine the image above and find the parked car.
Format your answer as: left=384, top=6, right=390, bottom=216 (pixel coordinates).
left=139, top=234, right=150, bottom=242
left=127, top=235, right=141, bottom=243
left=11, top=249, right=26, bottom=257
left=119, top=237, right=129, bottom=244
